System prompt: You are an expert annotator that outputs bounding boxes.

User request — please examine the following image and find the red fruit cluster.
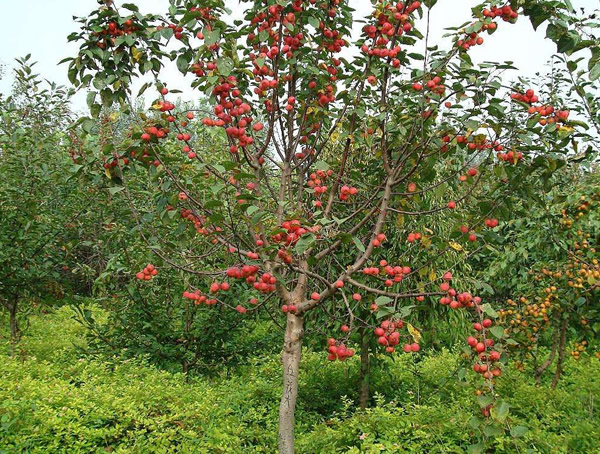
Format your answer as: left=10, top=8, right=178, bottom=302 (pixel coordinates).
left=272, top=219, right=318, bottom=246
left=456, top=29, right=487, bottom=51
left=374, top=319, right=406, bottom=353
left=360, top=2, right=421, bottom=66
left=141, top=125, right=169, bottom=142
left=459, top=224, right=477, bottom=242
left=226, top=265, right=260, bottom=283
left=407, top=232, right=422, bottom=243
left=183, top=290, right=218, bottom=306
left=339, top=185, right=358, bottom=201
left=281, top=304, right=298, bottom=313
left=497, top=149, right=523, bottom=164
left=483, top=5, right=519, bottom=21
left=253, top=273, right=277, bottom=294
left=467, top=320, right=503, bottom=379
left=510, top=88, right=539, bottom=104
left=369, top=264, right=412, bottom=287
left=129, top=149, right=159, bottom=167
left=307, top=170, right=334, bottom=207
left=326, top=338, right=355, bottom=361
left=180, top=209, right=210, bottom=236
left=209, top=281, right=231, bottom=293
left=102, top=154, right=129, bottom=169
left=157, top=23, right=185, bottom=40
left=528, top=104, right=570, bottom=126
left=201, top=76, right=257, bottom=154
left=156, top=100, right=176, bottom=112
left=95, top=19, right=136, bottom=49
left=136, top=264, right=157, bottom=281
left=371, top=233, right=387, bottom=247
left=485, top=218, right=499, bottom=228
left=438, top=274, right=485, bottom=309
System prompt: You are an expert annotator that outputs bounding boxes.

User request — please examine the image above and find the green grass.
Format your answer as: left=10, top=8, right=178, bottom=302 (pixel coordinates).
left=1, top=306, right=599, bottom=453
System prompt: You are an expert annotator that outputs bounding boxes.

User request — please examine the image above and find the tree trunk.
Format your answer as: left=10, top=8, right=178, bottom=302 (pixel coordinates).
left=8, top=300, right=20, bottom=358
left=278, top=312, right=304, bottom=454
left=359, top=326, right=370, bottom=409
left=535, top=323, right=559, bottom=385
left=551, top=316, right=568, bottom=389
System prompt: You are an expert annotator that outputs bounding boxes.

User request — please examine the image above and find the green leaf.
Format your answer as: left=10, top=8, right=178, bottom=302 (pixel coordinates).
left=490, top=400, right=509, bottom=423
left=352, top=236, right=365, bottom=253
left=109, top=187, right=124, bottom=195
left=510, top=425, right=528, bottom=438
left=295, top=234, right=316, bottom=255
left=82, top=118, right=95, bottom=133
left=121, top=3, right=139, bottom=12
left=590, top=63, right=600, bottom=81
left=489, top=325, right=505, bottom=339
left=481, top=303, right=498, bottom=318
left=375, top=296, right=392, bottom=305
left=467, top=443, right=485, bottom=454
left=476, top=395, right=493, bottom=408
left=176, top=54, right=190, bottom=74
left=483, top=424, right=504, bottom=437
left=217, top=57, right=234, bottom=76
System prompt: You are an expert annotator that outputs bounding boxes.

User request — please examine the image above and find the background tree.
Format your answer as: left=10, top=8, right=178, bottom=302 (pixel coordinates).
left=0, top=56, right=79, bottom=355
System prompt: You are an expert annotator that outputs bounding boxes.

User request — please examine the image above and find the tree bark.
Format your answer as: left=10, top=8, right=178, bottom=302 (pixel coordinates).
left=278, top=312, right=304, bottom=454
left=8, top=300, right=20, bottom=358
left=535, top=323, right=559, bottom=385
left=551, top=316, right=568, bottom=389
left=359, top=326, right=370, bottom=409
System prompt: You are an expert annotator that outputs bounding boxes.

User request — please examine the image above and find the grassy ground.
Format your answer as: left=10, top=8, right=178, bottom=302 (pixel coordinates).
left=1, top=306, right=599, bottom=453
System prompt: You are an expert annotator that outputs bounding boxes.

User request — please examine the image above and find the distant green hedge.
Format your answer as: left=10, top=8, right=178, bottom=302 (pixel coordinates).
left=1, top=307, right=598, bottom=453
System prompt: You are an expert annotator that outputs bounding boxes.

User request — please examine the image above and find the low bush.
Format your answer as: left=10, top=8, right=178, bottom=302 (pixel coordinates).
left=1, top=307, right=598, bottom=453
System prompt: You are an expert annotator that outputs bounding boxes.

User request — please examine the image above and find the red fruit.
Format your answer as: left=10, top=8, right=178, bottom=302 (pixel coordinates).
left=475, top=342, right=485, bottom=353
left=141, top=133, right=151, bottom=141
left=220, top=282, right=230, bottom=291
left=253, top=122, right=264, bottom=131
left=410, top=343, right=420, bottom=352
left=236, top=305, right=246, bottom=313
left=160, top=87, right=168, bottom=95
left=334, top=280, right=344, bottom=288
left=412, top=82, right=423, bottom=91
left=473, top=322, right=483, bottom=331
left=375, top=327, right=385, bottom=336
left=482, top=318, right=492, bottom=328
left=341, top=325, right=349, bottom=333
left=403, top=344, right=412, bottom=353
left=447, top=200, right=456, bottom=209
left=311, top=292, right=320, bottom=301
left=468, top=233, right=477, bottom=242
left=467, top=336, right=477, bottom=347
left=352, top=293, right=362, bottom=301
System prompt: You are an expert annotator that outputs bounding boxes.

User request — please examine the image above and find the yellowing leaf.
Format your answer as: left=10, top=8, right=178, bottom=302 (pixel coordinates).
left=449, top=241, right=463, bottom=251
left=131, top=47, right=142, bottom=62
left=429, top=269, right=437, bottom=282
left=407, top=323, right=422, bottom=343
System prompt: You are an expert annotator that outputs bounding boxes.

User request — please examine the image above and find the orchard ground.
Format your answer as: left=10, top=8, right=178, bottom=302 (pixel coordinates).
left=1, top=304, right=599, bottom=453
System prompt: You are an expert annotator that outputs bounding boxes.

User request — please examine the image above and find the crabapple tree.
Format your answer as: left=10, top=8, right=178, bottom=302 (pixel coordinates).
left=66, top=0, right=597, bottom=451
